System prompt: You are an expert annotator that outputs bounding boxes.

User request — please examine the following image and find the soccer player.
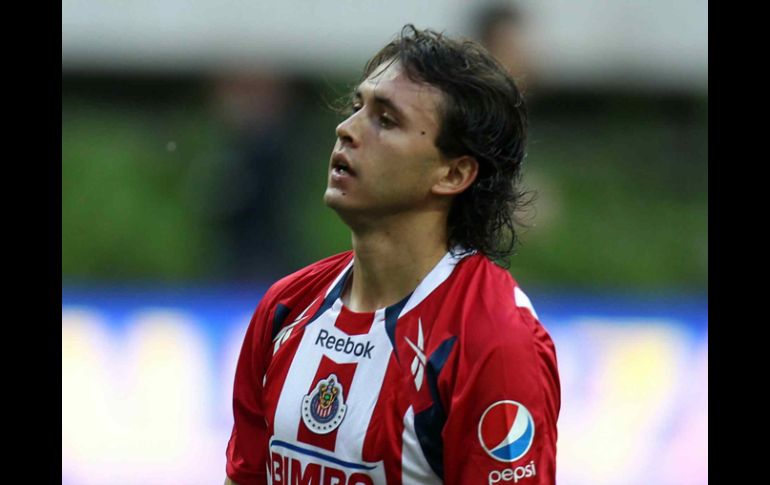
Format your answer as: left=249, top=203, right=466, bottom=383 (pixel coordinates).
left=225, top=25, right=560, bottom=485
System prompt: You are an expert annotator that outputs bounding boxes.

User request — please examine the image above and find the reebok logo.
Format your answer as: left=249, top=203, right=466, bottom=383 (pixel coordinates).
left=404, top=318, right=426, bottom=391
left=315, top=329, right=375, bottom=359
left=273, top=298, right=318, bottom=355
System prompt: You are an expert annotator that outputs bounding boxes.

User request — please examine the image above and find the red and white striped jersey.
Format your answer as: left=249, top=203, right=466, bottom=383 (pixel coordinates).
left=226, top=250, right=560, bottom=485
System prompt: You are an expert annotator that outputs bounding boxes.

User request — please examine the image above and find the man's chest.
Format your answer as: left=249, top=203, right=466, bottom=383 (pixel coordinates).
left=266, top=305, right=408, bottom=440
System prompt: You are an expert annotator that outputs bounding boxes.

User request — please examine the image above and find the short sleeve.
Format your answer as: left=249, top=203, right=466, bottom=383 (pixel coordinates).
left=440, top=305, right=561, bottom=485
left=226, top=294, right=275, bottom=485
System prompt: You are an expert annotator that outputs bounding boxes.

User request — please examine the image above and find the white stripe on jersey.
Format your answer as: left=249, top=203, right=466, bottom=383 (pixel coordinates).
left=401, top=405, right=442, bottom=485
left=334, top=307, right=392, bottom=459
left=272, top=300, right=343, bottom=440
left=514, top=286, right=539, bottom=319
left=399, top=249, right=471, bottom=318
left=325, top=257, right=355, bottom=298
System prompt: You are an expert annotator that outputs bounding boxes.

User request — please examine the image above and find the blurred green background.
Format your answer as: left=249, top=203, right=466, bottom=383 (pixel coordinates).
left=62, top=74, right=706, bottom=290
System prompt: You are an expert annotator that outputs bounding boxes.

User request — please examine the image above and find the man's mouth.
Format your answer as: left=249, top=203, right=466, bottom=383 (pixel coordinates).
left=332, top=152, right=356, bottom=176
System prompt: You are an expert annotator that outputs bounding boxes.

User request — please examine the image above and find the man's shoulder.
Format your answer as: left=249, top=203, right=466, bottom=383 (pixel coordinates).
left=451, top=252, right=518, bottom=304
left=262, top=250, right=353, bottom=306
left=446, top=253, right=542, bottom=335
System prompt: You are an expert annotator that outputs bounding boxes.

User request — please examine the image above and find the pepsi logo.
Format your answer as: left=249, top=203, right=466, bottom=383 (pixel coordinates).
left=478, top=401, right=535, bottom=463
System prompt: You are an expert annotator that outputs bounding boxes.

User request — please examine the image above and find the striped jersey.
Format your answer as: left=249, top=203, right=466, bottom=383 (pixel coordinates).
left=226, top=250, right=560, bottom=485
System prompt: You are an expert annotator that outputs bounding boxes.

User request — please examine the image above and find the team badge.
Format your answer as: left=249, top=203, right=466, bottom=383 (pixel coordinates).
left=301, top=374, right=348, bottom=434
left=478, top=400, right=535, bottom=462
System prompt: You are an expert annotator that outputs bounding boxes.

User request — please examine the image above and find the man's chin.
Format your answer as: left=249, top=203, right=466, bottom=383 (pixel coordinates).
left=324, top=185, right=358, bottom=206
left=323, top=189, right=343, bottom=208
left=323, top=190, right=371, bottom=228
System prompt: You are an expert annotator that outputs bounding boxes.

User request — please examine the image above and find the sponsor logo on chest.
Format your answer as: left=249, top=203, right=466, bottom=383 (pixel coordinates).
left=270, top=451, right=375, bottom=485
left=268, top=438, right=385, bottom=485
left=314, top=329, right=375, bottom=359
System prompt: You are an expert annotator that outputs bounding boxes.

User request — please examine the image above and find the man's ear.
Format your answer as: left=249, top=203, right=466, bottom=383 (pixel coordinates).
left=432, top=155, right=479, bottom=196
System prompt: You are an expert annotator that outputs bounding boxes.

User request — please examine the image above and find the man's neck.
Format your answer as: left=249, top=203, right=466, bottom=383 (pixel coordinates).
left=342, top=211, right=449, bottom=313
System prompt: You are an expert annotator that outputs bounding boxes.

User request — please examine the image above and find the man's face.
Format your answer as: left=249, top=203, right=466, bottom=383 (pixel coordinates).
left=324, top=60, right=449, bottom=225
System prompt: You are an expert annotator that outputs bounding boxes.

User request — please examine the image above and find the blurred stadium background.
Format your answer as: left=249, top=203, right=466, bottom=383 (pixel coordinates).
left=62, top=1, right=707, bottom=484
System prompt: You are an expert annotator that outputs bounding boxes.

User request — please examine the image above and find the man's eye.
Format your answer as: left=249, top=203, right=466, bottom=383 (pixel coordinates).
left=379, top=115, right=395, bottom=128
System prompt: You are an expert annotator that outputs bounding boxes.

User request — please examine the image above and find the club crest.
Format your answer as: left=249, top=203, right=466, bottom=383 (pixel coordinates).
left=301, top=374, right=347, bottom=434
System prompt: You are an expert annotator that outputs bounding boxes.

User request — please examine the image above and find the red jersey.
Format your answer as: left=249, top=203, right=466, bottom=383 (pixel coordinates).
left=226, top=250, right=560, bottom=485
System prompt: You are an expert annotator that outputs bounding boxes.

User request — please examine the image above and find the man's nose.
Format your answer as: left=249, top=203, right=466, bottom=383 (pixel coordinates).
left=336, top=113, right=360, bottom=147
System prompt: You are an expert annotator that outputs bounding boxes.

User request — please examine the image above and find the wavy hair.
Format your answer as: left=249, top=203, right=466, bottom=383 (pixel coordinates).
left=332, top=24, right=533, bottom=265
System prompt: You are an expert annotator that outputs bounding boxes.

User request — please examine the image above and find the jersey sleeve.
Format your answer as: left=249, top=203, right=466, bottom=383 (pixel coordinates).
left=225, top=252, right=352, bottom=484
left=440, top=303, right=561, bottom=485
left=226, top=291, right=276, bottom=485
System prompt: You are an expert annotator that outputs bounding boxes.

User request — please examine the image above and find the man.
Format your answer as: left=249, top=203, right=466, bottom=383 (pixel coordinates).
left=471, top=2, right=536, bottom=93
left=225, top=25, right=560, bottom=485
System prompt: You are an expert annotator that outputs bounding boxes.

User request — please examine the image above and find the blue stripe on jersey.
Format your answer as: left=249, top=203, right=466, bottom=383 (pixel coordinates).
left=384, top=292, right=412, bottom=363
left=271, top=303, right=292, bottom=340
left=305, top=266, right=352, bottom=327
left=414, top=335, right=457, bottom=480
left=270, top=440, right=378, bottom=471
